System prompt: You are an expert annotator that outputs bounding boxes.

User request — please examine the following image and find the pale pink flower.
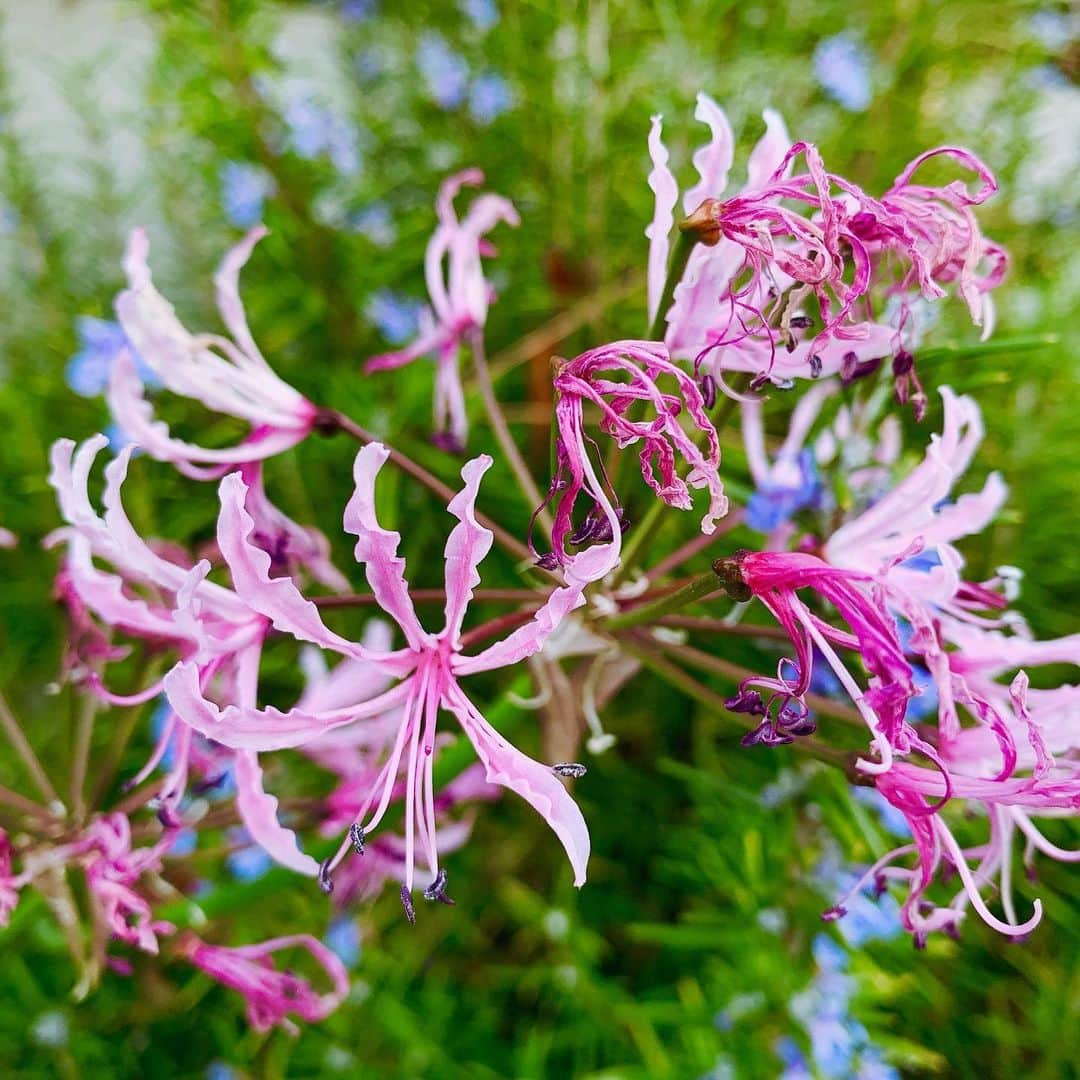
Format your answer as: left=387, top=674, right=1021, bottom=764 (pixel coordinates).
left=109, top=227, right=316, bottom=478
left=177, top=933, right=348, bottom=1033
left=164, top=443, right=593, bottom=912
left=535, top=340, right=726, bottom=574
left=366, top=169, right=519, bottom=451
left=0, top=527, right=16, bottom=549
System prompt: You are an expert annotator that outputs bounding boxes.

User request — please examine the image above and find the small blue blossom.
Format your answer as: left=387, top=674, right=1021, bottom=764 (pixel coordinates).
left=150, top=699, right=176, bottom=772
left=366, top=289, right=423, bottom=344
left=812, top=933, right=848, bottom=974
left=206, top=1064, right=238, bottom=1080
left=220, top=162, right=275, bottom=229
left=226, top=829, right=272, bottom=882
left=852, top=787, right=910, bottom=839
left=745, top=450, right=822, bottom=532
left=417, top=34, right=470, bottom=110
left=460, top=0, right=498, bottom=32
left=813, top=34, right=873, bottom=112
left=906, top=661, right=939, bottom=723
left=169, top=828, right=198, bottom=857
left=468, top=72, right=514, bottom=125
left=283, top=91, right=361, bottom=176
left=324, top=916, right=362, bottom=968
left=1029, top=10, right=1073, bottom=50
left=348, top=203, right=397, bottom=247
left=341, top=0, right=377, bottom=20
left=66, top=317, right=158, bottom=398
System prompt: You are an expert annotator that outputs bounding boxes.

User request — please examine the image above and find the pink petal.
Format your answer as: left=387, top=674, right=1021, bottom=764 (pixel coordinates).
left=234, top=749, right=319, bottom=876
left=745, top=108, right=792, bottom=191
left=343, top=444, right=433, bottom=651
left=645, top=114, right=678, bottom=327
left=443, top=685, right=590, bottom=886
left=212, top=226, right=272, bottom=369
left=163, top=660, right=411, bottom=751
left=683, top=93, right=735, bottom=214
left=442, top=455, right=494, bottom=647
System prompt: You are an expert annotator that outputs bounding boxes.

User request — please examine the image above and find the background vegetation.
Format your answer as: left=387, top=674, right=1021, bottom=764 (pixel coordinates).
left=0, top=1, right=1076, bottom=1076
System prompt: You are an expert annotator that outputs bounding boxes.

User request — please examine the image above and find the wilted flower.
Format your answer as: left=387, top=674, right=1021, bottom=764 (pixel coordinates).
left=537, top=339, right=727, bottom=573
left=176, top=933, right=349, bottom=1034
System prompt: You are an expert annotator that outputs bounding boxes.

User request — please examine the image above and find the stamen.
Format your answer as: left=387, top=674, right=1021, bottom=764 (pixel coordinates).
left=552, top=762, right=587, bottom=779
left=317, top=859, right=334, bottom=895
left=422, top=867, right=456, bottom=905
left=400, top=884, right=416, bottom=924
left=349, top=822, right=365, bottom=856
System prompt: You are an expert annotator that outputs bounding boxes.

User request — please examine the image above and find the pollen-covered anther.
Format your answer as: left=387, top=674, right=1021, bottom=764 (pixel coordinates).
left=349, top=822, right=365, bottom=856
left=317, top=859, right=335, bottom=895
left=422, top=867, right=456, bottom=906
left=400, top=884, right=417, bottom=924
left=552, top=762, right=588, bottom=779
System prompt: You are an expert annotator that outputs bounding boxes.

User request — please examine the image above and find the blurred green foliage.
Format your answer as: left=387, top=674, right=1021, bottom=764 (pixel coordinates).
left=0, top=1, right=1077, bottom=1076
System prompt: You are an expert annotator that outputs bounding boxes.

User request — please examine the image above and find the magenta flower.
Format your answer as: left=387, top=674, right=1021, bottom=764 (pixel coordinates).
left=164, top=442, right=592, bottom=912
left=646, top=96, right=1005, bottom=402
left=536, top=339, right=727, bottom=573
left=177, top=933, right=348, bottom=1034
left=109, top=227, right=317, bottom=478
left=365, top=169, right=519, bottom=450
left=0, top=829, right=20, bottom=927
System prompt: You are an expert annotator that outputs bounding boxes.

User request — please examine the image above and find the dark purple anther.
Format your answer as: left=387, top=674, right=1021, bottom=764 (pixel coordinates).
left=569, top=515, right=599, bottom=546
left=430, top=431, right=465, bottom=455
left=821, top=905, right=847, bottom=922
left=892, top=349, right=915, bottom=377
left=740, top=723, right=768, bottom=747
left=809, top=354, right=822, bottom=379
left=400, top=884, right=416, bottom=924
left=156, top=806, right=182, bottom=829
left=318, top=859, right=334, bottom=895
left=534, top=552, right=561, bottom=572
left=552, top=762, right=587, bottom=779
left=789, top=314, right=813, bottom=330
left=700, top=373, right=717, bottom=410
left=422, top=867, right=456, bottom=906
left=349, top=822, right=365, bottom=856
left=725, top=689, right=767, bottom=716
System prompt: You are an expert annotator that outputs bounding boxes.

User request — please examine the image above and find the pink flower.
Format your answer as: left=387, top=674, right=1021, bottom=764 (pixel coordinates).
left=0, top=829, right=20, bottom=927
left=177, top=933, right=348, bottom=1033
left=47, top=437, right=344, bottom=870
left=535, top=339, right=726, bottom=574
left=164, top=442, right=592, bottom=912
left=645, top=96, right=1004, bottom=402
left=0, top=527, right=16, bottom=549
left=365, top=170, right=519, bottom=451
left=109, top=227, right=317, bottom=478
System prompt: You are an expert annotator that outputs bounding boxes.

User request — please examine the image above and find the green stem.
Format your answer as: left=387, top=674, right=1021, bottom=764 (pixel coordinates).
left=648, top=229, right=698, bottom=342
left=604, top=570, right=721, bottom=632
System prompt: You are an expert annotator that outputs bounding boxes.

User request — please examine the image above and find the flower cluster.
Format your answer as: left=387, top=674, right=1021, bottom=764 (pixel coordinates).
left=2, top=88, right=1071, bottom=1046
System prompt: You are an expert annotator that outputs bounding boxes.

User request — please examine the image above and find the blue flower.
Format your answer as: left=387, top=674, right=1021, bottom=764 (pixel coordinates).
left=813, top=34, right=873, bottom=112
left=283, top=91, right=361, bottom=176
left=745, top=450, right=822, bottom=532
left=341, top=0, right=377, bottom=21
left=905, top=661, right=939, bottom=723
left=417, top=34, right=470, bottom=110
left=66, top=317, right=157, bottom=398
left=366, top=289, right=423, bottom=344
left=852, top=787, right=910, bottom=839
left=460, top=0, right=499, bottom=33
left=348, top=203, right=397, bottom=247
left=468, top=73, right=514, bottom=125
left=324, top=916, right=362, bottom=968
left=220, top=162, right=275, bottom=229
left=226, top=829, right=272, bottom=882
left=150, top=699, right=176, bottom=772
left=170, top=828, right=198, bottom=857
left=812, top=933, right=848, bottom=974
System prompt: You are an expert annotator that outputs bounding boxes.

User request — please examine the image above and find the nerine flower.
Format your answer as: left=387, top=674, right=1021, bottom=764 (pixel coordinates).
left=536, top=339, right=726, bottom=574
left=366, top=170, right=519, bottom=450
left=109, top=227, right=317, bottom=478
left=164, top=442, right=593, bottom=914
left=646, top=95, right=1005, bottom=398
left=47, top=436, right=350, bottom=870
left=176, top=933, right=348, bottom=1034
